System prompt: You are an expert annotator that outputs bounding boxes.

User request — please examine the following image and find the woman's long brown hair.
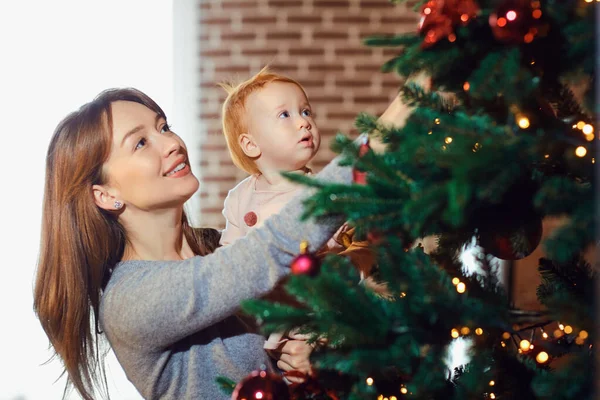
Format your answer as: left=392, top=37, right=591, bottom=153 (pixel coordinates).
left=33, top=88, right=220, bottom=400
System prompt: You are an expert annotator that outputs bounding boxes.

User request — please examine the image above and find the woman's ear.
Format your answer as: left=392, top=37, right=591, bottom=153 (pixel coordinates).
left=92, top=184, right=122, bottom=211
left=238, top=133, right=261, bottom=158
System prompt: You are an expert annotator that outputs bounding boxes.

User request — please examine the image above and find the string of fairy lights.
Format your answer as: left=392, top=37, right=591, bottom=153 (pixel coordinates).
left=358, top=0, right=594, bottom=397
left=362, top=275, right=592, bottom=398
left=366, top=113, right=594, bottom=398
left=430, top=110, right=596, bottom=161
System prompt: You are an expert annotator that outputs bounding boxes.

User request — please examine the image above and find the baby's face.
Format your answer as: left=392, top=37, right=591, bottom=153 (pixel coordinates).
left=244, top=81, right=320, bottom=172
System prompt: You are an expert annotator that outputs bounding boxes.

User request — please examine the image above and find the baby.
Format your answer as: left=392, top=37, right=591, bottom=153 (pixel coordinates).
left=218, top=68, right=376, bottom=359
left=219, top=67, right=320, bottom=245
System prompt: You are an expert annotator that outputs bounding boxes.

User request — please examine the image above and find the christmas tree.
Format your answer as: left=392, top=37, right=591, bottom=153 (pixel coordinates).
left=228, top=0, right=596, bottom=398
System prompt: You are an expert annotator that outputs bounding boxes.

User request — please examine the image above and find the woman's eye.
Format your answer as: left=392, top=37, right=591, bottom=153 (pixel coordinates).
left=279, top=111, right=290, bottom=119
left=160, top=124, right=172, bottom=134
left=302, top=109, right=312, bottom=117
left=135, top=138, right=146, bottom=150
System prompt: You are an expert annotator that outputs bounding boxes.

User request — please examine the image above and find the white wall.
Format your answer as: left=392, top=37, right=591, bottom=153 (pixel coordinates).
left=173, top=0, right=203, bottom=226
left=0, top=1, right=193, bottom=398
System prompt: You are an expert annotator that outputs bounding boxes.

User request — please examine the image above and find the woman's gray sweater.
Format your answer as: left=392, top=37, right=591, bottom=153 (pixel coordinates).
left=99, top=158, right=352, bottom=399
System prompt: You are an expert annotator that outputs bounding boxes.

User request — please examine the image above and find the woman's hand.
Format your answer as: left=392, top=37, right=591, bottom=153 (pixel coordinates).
left=369, top=94, right=413, bottom=154
left=370, top=71, right=432, bottom=153
left=275, top=332, right=315, bottom=383
left=377, top=72, right=432, bottom=126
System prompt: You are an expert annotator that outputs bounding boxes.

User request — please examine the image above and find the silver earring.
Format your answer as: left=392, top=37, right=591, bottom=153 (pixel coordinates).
left=114, top=200, right=123, bottom=210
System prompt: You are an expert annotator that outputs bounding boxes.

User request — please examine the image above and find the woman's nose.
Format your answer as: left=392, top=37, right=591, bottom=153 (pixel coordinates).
left=162, top=135, right=182, bottom=157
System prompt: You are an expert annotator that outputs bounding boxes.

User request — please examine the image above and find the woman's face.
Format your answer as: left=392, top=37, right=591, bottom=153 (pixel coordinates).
left=101, top=100, right=199, bottom=211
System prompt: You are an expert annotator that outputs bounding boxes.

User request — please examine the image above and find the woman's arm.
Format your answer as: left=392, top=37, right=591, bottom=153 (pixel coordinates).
left=102, top=156, right=352, bottom=349
left=102, top=95, right=415, bottom=349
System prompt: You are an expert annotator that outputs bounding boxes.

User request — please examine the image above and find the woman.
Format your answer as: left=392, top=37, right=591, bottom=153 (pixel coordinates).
left=33, top=87, right=407, bottom=399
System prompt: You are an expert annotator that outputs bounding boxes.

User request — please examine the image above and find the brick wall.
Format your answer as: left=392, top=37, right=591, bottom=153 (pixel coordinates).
left=196, top=0, right=419, bottom=228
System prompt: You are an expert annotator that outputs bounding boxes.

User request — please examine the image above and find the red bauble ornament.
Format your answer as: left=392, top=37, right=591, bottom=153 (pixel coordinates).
left=478, top=208, right=543, bottom=260
left=231, top=370, right=290, bottom=400
left=419, top=0, right=480, bottom=48
left=353, top=135, right=371, bottom=185
left=489, top=0, right=545, bottom=44
left=291, top=241, right=321, bottom=276
left=420, top=10, right=453, bottom=48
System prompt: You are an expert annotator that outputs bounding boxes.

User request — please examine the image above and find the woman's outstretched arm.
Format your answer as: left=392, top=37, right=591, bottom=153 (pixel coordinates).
left=101, top=94, right=413, bottom=349
left=101, top=156, right=351, bottom=348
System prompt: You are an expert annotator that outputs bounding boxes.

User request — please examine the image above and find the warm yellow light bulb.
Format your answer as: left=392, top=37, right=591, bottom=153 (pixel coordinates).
left=518, top=117, right=530, bottom=129
left=452, top=277, right=460, bottom=285
left=575, top=146, right=587, bottom=157
left=456, top=282, right=466, bottom=293
left=445, top=137, right=453, bottom=144
left=576, top=337, right=585, bottom=345
left=585, top=0, right=592, bottom=3
left=451, top=329, right=460, bottom=338
left=463, top=82, right=470, bottom=91
left=489, top=380, right=495, bottom=386
left=435, top=118, right=441, bottom=124
left=519, top=339, right=531, bottom=351
left=501, top=341, right=506, bottom=347
left=542, top=332, right=548, bottom=339
left=583, top=124, right=593, bottom=134
left=490, top=393, right=496, bottom=399
left=554, top=329, right=563, bottom=338
left=577, top=121, right=586, bottom=129
left=564, top=325, right=573, bottom=334
left=391, top=396, right=398, bottom=400
left=502, top=332, right=511, bottom=340
left=378, top=395, right=384, bottom=400
left=579, top=330, right=589, bottom=339
left=366, top=377, right=374, bottom=386
left=475, top=328, right=483, bottom=335
left=536, top=351, right=549, bottom=364
left=461, top=327, right=471, bottom=335
left=401, top=387, right=408, bottom=394
left=559, top=323, right=564, bottom=330
left=585, top=133, right=594, bottom=141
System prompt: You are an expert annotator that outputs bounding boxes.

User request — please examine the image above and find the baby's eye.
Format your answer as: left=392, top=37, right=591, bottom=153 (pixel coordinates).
left=279, top=111, right=290, bottom=119
left=160, top=123, right=172, bottom=134
left=135, top=138, right=146, bottom=150
left=301, top=109, right=312, bottom=117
